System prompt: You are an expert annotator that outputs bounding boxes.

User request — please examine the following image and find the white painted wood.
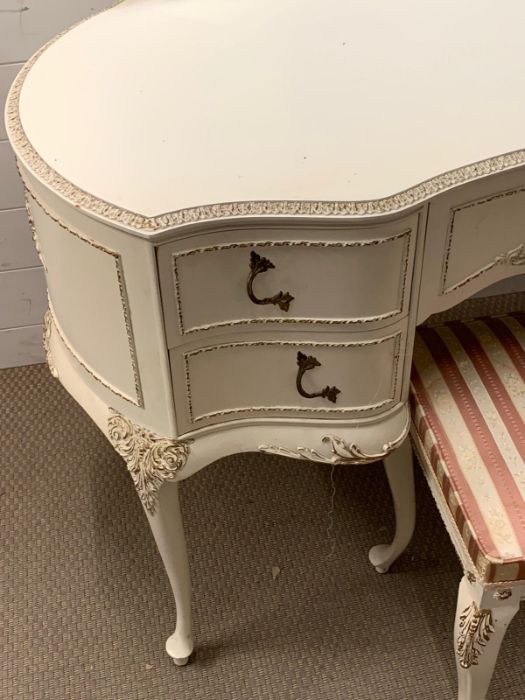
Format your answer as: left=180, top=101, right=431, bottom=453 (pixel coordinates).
left=0, top=64, right=22, bottom=140
left=369, top=437, right=415, bottom=574
left=0, top=140, right=24, bottom=210
left=15, top=0, right=525, bottom=219
left=158, top=214, right=418, bottom=344
left=442, top=189, right=525, bottom=295
left=23, top=167, right=179, bottom=438
left=455, top=576, right=521, bottom=700
left=171, top=328, right=405, bottom=432
left=0, top=266, right=46, bottom=328
left=0, top=1, right=113, bottom=64
left=145, top=481, right=193, bottom=665
left=417, top=166, right=525, bottom=323
left=0, top=322, right=44, bottom=368
left=28, top=193, right=140, bottom=405
left=0, top=207, right=40, bottom=270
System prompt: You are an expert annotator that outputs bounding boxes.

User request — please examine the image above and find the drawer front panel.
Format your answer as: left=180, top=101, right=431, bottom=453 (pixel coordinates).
left=418, top=167, right=525, bottom=321
left=158, top=216, right=419, bottom=345
left=442, top=187, right=525, bottom=295
left=170, top=329, right=406, bottom=432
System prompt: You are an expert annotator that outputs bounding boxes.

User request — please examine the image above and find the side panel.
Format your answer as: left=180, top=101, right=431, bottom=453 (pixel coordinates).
left=28, top=192, right=141, bottom=406
left=419, top=166, right=525, bottom=322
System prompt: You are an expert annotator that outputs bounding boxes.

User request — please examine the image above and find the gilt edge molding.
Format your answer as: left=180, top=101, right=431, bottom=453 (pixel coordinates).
left=107, top=409, right=191, bottom=515
left=5, top=12, right=525, bottom=233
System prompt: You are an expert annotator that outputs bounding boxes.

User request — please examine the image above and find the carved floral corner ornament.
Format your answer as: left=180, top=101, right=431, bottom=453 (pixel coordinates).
left=107, top=409, right=191, bottom=515
left=259, top=421, right=409, bottom=466
left=43, top=308, right=59, bottom=379
left=457, top=601, right=494, bottom=669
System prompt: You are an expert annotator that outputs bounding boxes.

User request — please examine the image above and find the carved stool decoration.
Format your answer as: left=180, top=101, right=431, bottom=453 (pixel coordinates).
left=405, top=314, right=525, bottom=699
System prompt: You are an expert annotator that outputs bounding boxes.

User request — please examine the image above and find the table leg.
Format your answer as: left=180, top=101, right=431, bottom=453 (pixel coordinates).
left=145, top=480, right=194, bottom=665
left=368, top=436, right=416, bottom=573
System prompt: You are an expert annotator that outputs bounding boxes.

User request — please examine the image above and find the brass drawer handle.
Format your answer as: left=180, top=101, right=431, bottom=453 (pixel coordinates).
left=296, top=351, right=341, bottom=403
left=247, top=251, right=294, bottom=312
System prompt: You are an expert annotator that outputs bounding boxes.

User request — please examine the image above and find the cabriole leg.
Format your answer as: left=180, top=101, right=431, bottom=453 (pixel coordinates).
left=455, top=574, right=520, bottom=700
left=107, top=409, right=194, bottom=665
left=369, top=436, right=415, bottom=573
left=145, top=480, right=193, bottom=666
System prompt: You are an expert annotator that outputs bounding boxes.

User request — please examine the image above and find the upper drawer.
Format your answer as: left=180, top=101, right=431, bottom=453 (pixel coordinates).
left=158, top=214, right=420, bottom=346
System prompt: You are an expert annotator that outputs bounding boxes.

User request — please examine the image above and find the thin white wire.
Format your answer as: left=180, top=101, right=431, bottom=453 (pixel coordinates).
left=325, top=464, right=337, bottom=560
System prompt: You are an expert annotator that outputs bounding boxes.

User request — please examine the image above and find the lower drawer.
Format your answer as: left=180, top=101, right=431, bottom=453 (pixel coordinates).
left=170, top=328, right=406, bottom=432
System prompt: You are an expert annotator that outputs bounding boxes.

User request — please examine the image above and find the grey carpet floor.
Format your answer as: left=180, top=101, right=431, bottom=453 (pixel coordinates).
left=2, top=364, right=524, bottom=700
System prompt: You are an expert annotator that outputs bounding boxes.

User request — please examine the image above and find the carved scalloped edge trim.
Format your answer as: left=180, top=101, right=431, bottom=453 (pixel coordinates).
left=441, top=187, right=525, bottom=295
left=259, top=415, right=410, bottom=466
left=172, top=232, right=412, bottom=334
left=5, top=11, right=525, bottom=233
left=183, top=333, right=402, bottom=424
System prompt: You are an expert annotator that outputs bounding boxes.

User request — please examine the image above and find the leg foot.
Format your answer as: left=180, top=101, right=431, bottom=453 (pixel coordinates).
left=455, top=575, right=520, bottom=700
left=171, top=656, right=190, bottom=667
left=368, top=436, right=415, bottom=573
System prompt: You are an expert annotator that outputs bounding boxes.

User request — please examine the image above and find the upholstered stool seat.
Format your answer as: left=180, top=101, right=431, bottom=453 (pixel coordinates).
left=409, top=313, right=525, bottom=699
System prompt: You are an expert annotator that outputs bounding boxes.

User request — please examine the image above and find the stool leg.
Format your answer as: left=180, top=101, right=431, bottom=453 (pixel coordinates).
left=369, top=436, right=416, bottom=573
left=145, top=480, right=194, bottom=666
left=455, top=575, right=520, bottom=700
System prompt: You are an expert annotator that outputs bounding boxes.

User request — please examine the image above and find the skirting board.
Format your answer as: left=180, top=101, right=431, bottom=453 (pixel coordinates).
left=0, top=323, right=45, bottom=369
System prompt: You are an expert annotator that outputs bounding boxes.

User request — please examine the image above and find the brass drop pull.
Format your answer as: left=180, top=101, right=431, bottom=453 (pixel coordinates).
left=247, top=251, right=294, bottom=312
left=296, top=351, right=341, bottom=403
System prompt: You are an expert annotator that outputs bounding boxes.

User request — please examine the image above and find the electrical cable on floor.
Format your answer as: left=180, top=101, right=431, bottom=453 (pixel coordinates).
left=325, top=464, right=337, bottom=560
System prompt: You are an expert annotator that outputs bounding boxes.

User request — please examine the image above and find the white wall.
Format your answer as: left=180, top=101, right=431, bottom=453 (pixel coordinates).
left=0, top=0, right=112, bottom=369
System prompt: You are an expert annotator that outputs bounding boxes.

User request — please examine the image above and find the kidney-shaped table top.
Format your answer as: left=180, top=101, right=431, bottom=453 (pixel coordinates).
left=7, top=0, right=525, bottom=232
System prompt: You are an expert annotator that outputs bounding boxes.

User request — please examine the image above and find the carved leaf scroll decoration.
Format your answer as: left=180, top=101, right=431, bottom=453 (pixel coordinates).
left=457, top=602, right=494, bottom=669
left=107, top=409, right=191, bottom=515
left=259, top=421, right=409, bottom=465
left=494, top=243, right=525, bottom=267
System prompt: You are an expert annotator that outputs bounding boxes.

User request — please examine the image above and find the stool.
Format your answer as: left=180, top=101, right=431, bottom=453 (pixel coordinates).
left=409, top=313, right=525, bottom=699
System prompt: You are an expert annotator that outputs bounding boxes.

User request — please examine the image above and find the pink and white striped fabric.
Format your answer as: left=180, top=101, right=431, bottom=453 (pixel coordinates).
left=410, top=313, right=525, bottom=583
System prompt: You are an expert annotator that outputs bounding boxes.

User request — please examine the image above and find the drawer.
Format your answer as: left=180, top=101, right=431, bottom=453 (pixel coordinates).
left=158, top=215, right=420, bottom=345
left=169, top=327, right=406, bottom=433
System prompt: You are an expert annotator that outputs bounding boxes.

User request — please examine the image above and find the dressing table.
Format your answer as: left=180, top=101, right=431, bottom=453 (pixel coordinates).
left=5, top=0, right=525, bottom=668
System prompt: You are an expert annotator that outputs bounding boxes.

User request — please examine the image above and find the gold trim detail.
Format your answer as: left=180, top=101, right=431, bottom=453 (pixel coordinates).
left=24, top=192, right=47, bottom=272
left=457, top=602, right=494, bottom=669
left=25, top=189, right=144, bottom=408
left=42, top=308, right=58, bottom=379
left=5, top=20, right=525, bottom=233
left=182, top=333, right=402, bottom=424
left=107, top=409, right=191, bottom=515
left=171, top=232, right=412, bottom=335
left=259, top=419, right=410, bottom=465
left=441, top=188, right=525, bottom=295
left=493, top=589, right=512, bottom=601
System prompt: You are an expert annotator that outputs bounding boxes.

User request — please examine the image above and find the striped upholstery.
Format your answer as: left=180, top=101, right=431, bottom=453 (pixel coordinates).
left=410, top=313, right=525, bottom=583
